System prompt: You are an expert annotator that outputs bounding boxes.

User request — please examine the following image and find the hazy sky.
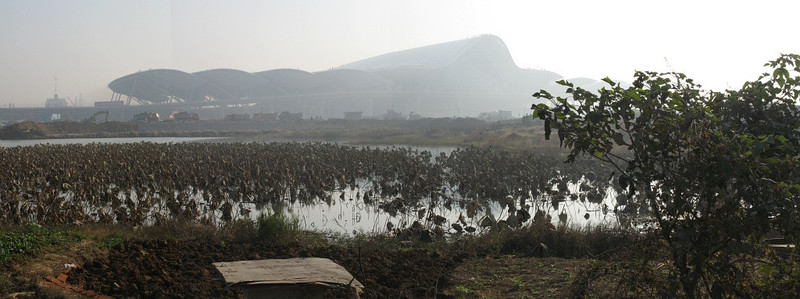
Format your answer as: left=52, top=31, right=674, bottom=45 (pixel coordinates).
left=1, top=0, right=798, bottom=107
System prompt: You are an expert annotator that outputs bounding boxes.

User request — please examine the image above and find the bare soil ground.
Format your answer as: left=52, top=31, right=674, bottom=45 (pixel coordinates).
left=1, top=216, right=632, bottom=299
left=0, top=119, right=591, bottom=298
left=64, top=238, right=465, bottom=298
left=0, top=118, right=559, bottom=152
left=23, top=238, right=599, bottom=299
left=2, top=224, right=621, bottom=299
left=0, top=121, right=138, bottom=139
left=445, top=256, right=594, bottom=298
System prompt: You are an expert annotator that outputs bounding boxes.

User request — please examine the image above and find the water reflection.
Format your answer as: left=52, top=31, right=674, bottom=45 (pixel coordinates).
left=0, top=139, right=621, bottom=235
left=261, top=183, right=619, bottom=236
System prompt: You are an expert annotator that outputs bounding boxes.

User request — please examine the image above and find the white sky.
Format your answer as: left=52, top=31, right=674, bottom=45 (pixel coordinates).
left=1, top=0, right=798, bottom=107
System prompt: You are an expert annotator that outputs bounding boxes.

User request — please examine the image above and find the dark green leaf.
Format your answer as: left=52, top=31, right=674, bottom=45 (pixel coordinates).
left=612, top=132, right=627, bottom=146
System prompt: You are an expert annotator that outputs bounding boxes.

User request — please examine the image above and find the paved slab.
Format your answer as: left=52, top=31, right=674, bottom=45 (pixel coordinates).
left=213, top=257, right=363, bottom=298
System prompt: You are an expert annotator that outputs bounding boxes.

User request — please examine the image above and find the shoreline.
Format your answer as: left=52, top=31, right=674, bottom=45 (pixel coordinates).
left=0, top=118, right=562, bottom=151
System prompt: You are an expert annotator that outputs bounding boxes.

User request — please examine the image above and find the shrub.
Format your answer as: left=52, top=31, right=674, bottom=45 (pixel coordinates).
left=255, top=212, right=300, bottom=244
left=533, top=54, right=800, bottom=297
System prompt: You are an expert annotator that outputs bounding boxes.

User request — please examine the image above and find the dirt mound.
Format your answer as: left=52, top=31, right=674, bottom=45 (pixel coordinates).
left=67, top=239, right=463, bottom=298
left=0, top=121, right=54, bottom=139
left=0, top=121, right=137, bottom=139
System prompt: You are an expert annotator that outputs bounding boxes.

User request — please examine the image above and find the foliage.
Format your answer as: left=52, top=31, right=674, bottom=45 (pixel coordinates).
left=532, top=54, right=800, bottom=297
left=452, top=284, right=475, bottom=298
left=101, top=233, right=124, bottom=249
left=497, top=221, right=631, bottom=259
left=750, top=258, right=800, bottom=297
left=0, top=223, right=82, bottom=264
left=222, top=218, right=259, bottom=242
left=255, top=212, right=300, bottom=243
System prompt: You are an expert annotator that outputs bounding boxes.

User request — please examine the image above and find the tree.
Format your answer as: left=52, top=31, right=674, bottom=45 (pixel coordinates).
left=532, top=54, right=800, bottom=297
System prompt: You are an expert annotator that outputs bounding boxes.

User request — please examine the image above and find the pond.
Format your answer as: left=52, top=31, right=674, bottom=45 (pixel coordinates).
left=264, top=177, right=620, bottom=235
left=0, top=139, right=622, bottom=236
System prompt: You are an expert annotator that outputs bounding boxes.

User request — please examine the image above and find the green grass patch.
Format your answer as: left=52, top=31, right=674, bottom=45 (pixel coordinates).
left=452, top=284, right=475, bottom=298
left=0, top=223, right=83, bottom=264
left=100, top=233, right=124, bottom=249
left=256, top=212, right=300, bottom=244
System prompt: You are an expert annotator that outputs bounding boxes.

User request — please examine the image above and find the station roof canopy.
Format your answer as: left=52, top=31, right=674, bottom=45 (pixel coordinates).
left=193, top=68, right=268, bottom=100
left=108, top=69, right=207, bottom=104
left=314, top=69, right=393, bottom=92
left=107, top=35, right=569, bottom=105
left=335, top=34, right=514, bottom=72
left=254, top=69, right=339, bottom=95
left=332, top=34, right=548, bottom=93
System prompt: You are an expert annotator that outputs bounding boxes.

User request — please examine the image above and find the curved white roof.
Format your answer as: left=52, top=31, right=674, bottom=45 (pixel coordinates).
left=193, top=69, right=268, bottom=100
left=108, top=69, right=207, bottom=103
left=108, top=35, right=567, bottom=105
left=314, top=69, right=393, bottom=92
left=254, top=69, right=339, bottom=95
left=336, top=35, right=517, bottom=72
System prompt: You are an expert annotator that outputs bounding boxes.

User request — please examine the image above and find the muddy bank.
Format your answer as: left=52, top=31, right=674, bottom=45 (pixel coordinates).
left=0, top=121, right=138, bottom=139
left=0, top=117, right=522, bottom=141
left=0, top=121, right=276, bottom=140
left=67, top=238, right=464, bottom=298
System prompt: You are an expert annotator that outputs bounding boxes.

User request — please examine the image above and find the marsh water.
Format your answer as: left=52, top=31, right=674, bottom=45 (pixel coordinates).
left=1, top=137, right=619, bottom=234
left=280, top=185, right=618, bottom=235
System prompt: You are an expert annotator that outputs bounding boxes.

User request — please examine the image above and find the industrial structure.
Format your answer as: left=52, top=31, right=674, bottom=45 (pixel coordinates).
left=103, top=34, right=563, bottom=119
left=0, top=35, right=604, bottom=122
left=45, top=78, right=70, bottom=108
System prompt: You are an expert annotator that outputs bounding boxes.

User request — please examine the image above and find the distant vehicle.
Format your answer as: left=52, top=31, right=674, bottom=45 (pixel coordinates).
left=133, top=112, right=160, bottom=122
left=169, top=111, right=199, bottom=121
left=89, top=110, right=109, bottom=123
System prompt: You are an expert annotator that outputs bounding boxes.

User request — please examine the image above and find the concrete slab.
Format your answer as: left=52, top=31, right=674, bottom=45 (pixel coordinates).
left=213, top=257, right=363, bottom=299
